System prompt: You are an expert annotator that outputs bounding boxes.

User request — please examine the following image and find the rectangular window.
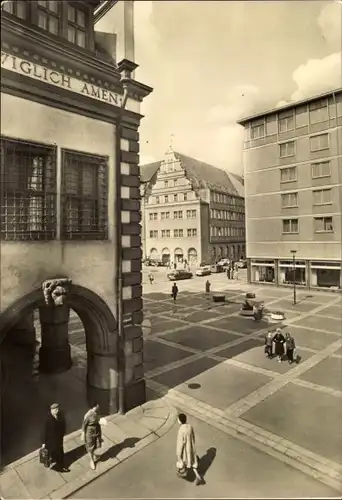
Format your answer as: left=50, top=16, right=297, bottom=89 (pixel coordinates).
left=161, top=229, right=170, bottom=238
left=279, top=141, right=295, bottom=158
left=282, top=219, right=298, bottom=234
left=314, top=217, right=333, bottom=233
left=67, top=3, right=87, bottom=48
left=0, top=138, right=57, bottom=241
left=309, top=99, right=328, bottom=124
left=173, top=211, right=183, bottom=219
left=173, top=194, right=177, bottom=202
left=281, top=192, right=298, bottom=208
left=251, top=122, right=265, bottom=139
left=37, top=0, right=60, bottom=35
left=311, top=161, right=331, bottom=179
left=280, top=166, right=297, bottom=182
left=156, top=196, right=160, bottom=204
left=149, top=230, right=158, bottom=238
left=164, top=195, right=169, bottom=203
left=164, top=181, right=168, bottom=188
left=187, top=229, right=197, bottom=237
left=310, top=133, right=329, bottom=152
left=278, top=110, right=294, bottom=133
left=61, top=150, right=108, bottom=240
left=186, top=209, right=196, bottom=218
left=161, top=212, right=170, bottom=220
left=313, top=189, right=332, bottom=205
left=2, top=0, right=27, bottom=19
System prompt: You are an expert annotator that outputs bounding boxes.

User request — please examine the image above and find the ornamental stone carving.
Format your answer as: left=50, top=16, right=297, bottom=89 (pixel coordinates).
left=42, top=278, right=72, bottom=306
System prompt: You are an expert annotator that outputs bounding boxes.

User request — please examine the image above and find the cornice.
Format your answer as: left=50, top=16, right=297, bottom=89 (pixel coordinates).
left=127, top=79, right=153, bottom=102
left=1, top=14, right=123, bottom=90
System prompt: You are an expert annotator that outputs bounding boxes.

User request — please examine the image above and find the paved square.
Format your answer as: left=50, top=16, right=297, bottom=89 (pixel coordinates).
left=181, top=309, right=223, bottom=323
left=176, top=363, right=273, bottom=410
left=319, top=305, right=342, bottom=320
left=143, top=319, right=187, bottom=336
left=242, top=384, right=342, bottom=464
left=299, top=356, right=342, bottom=392
left=144, top=293, right=171, bottom=301
left=294, top=315, right=341, bottom=333
left=271, top=299, right=319, bottom=313
left=176, top=296, right=211, bottom=307
left=151, top=357, right=220, bottom=388
left=296, top=292, right=336, bottom=304
left=334, top=347, right=342, bottom=356
left=288, top=326, right=340, bottom=351
left=215, top=338, right=264, bottom=359
left=143, top=340, right=193, bottom=373
left=211, top=316, right=270, bottom=334
left=162, top=325, right=241, bottom=350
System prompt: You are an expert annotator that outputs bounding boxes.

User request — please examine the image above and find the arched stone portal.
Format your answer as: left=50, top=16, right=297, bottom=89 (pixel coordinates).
left=150, top=248, right=158, bottom=259
left=161, top=247, right=170, bottom=265
left=0, top=283, right=118, bottom=415
left=188, top=248, right=197, bottom=266
left=174, top=247, right=183, bottom=263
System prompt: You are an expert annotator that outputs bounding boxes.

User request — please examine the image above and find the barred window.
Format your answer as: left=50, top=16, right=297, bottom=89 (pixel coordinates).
left=61, top=150, right=108, bottom=240
left=0, top=138, right=56, bottom=241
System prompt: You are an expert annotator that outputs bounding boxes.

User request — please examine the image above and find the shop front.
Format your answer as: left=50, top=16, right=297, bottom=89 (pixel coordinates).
left=278, top=260, right=307, bottom=286
left=174, top=247, right=184, bottom=263
left=250, top=260, right=276, bottom=283
left=310, top=262, right=341, bottom=289
left=161, top=247, right=171, bottom=264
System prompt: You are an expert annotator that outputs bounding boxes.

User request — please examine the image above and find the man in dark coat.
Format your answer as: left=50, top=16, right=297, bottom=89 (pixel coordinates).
left=273, top=328, right=286, bottom=363
left=42, top=403, right=68, bottom=472
left=172, top=282, right=179, bottom=302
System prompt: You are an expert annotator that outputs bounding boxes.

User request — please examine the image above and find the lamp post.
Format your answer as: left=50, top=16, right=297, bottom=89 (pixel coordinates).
left=290, top=250, right=297, bottom=305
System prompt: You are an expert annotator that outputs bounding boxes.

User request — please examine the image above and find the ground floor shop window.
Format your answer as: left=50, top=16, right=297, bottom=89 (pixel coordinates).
left=310, top=262, right=341, bottom=288
left=251, top=261, right=275, bottom=283
left=279, top=260, right=306, bottom=286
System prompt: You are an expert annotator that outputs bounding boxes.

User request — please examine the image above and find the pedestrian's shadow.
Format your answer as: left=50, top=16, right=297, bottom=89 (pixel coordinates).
left=99, top=437, right=140, bottom=462
left=65, top=444, right=87, bottom=468
left=185, top=447, right=217, bottom=485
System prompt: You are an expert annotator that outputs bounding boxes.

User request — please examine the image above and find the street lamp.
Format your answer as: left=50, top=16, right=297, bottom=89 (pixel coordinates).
left=290, top=250, right=297, bottom=305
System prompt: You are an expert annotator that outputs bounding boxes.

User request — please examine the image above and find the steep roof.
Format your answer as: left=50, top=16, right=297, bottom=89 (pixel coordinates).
left=140, top=151, right=244, bottom=197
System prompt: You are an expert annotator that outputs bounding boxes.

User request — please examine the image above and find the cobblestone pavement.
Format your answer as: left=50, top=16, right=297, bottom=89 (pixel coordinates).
left=142, top=274, right=342, bottom=493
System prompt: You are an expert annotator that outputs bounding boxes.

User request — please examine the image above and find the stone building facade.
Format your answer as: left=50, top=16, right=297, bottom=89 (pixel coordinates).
left=141, top=149, right=245, bottom=265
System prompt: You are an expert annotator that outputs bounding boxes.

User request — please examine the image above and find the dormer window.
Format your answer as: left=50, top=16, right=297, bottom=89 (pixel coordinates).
left=37, top=0, right=60, bottom=35
left=2, top=0, right=27, bottom=20
left=67, top=4, right=87, bottom=48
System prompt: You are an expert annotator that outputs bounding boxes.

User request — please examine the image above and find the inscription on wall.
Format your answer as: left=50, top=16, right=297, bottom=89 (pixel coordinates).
left=1, top=52, right=123, bottom=107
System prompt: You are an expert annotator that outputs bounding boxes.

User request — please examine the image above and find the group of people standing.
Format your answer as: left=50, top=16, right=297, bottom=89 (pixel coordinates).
left=226, top=262, right=239, bottom=280
left=264, top=328, right=297, bottom=363
left=41, top=402, right=103, bottom=472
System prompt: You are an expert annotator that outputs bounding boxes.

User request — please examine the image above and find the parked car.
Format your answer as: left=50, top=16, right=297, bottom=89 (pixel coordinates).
left=144, top=259, right=164, bottom=267
left=210, top=264, right=224, bottom=273
left=195, top=265, right=211, bottom=277
left=217, top=259, right=230, bottom=268
left=237, top=259, right=247, bottom=269
left=167, top=270, right=193, bottom=281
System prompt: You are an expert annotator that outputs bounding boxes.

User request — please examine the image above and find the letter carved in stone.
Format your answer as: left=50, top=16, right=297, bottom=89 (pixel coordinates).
left=42, top=278, right=72, bottom=306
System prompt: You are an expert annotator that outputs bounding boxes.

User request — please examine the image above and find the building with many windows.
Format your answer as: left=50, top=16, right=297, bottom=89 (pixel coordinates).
left=0, top=0, right=152, bottom=433
left=140, top=148, right=245, bottom=266
left=238, top=89, right=342, bottom=290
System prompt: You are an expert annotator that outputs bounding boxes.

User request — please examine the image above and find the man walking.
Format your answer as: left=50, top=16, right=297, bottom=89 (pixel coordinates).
left=171, top=282, right=178, bottom=302
left=285, top=332, right=296, bottom=364
left=42, top=403, right=68, bottom=472
left=176, top=413, right=203, bottom=485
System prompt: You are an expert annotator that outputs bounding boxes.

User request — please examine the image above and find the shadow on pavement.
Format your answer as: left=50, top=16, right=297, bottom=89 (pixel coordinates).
left=199, top=447, right=217, bottom=479
left=65, top=444, right=87, bottom=467
left=99, top=437, right=140, bottom=462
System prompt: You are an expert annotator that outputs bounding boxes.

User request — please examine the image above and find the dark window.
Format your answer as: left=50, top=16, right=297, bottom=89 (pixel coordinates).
left=2, top=0, right=27, bottom=20
left=67, top=3, right=87, bottom=48
left=37, top=0, right=60, bottom=35
left=0, top=138, right=57, bottom=241
left=61, top=150, right=108, bottom=240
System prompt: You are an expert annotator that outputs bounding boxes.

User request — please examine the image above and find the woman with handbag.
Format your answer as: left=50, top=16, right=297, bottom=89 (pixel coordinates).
left=81, top=403, right=103, bottom=470
left=176, top=413, right=202, bottom=485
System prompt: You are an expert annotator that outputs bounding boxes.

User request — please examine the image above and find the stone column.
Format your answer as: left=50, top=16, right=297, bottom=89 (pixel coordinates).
left=10, top=312, right=36, bottom=351
left=87, top=351, right=118, bottom=414
left=39, top=278, right=72, bottom=374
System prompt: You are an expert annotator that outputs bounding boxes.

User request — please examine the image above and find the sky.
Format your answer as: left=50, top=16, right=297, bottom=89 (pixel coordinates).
left=110, top=1, right=342, bottom=174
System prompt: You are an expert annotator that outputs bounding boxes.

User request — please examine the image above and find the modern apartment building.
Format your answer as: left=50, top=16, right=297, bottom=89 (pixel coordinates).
left=238, top=89, right=342, bottom=290
left=140, top=148, right=245, bottom=266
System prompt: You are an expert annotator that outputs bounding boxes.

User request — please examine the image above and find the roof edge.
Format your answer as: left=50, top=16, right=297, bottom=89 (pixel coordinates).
left=237, top=87, right=342, bottom=125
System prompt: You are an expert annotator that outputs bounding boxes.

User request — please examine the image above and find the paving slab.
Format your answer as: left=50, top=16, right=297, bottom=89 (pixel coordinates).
left=211, top=316, right=270, bottom=334
left=151, top=357, right=220, bottom=389
left=144, top=340, right=193, bottom=372
left=146, top=319, right=187, bottom=335
left=299, top=356, right=342, bottom=392
left=271, top=299, right=319, bottom=313
left=0, top=469, right=31, bottom=499
left=334, top=347, right=342, bottom=356
left=214, top=338, right=264, bottom=359
left=162, top=325, right=240, bottom=351
left=288, top=326, right=340, bottom=351
left=296, top=293, right=339, bottom=304
left=242, top=384, right=342, bottom=464
left=176, top=362, right=273, bottom=410
left=16, top=458, right=66, bottom=499
left=294, top=315, right=341, bottom=334
left=180, top=309, right=224, bottom=323
left=143, top=293, right=172, bottom=301
left=319, top=305, right=342, bottom=320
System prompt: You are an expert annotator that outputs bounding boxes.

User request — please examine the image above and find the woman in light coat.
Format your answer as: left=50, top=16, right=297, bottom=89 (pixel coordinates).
left=176, top=413, right=202, bottom=485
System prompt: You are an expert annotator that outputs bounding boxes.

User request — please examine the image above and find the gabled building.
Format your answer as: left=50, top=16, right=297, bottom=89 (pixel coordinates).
left=140, top=148, right=245, bottom=266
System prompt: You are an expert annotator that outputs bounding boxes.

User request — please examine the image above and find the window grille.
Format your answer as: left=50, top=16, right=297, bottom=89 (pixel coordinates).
left=61, top=150, right=108, bottom=240
left=0, top=138, right=57, bottom=241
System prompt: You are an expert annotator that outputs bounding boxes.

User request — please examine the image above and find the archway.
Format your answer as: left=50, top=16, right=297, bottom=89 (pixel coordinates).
left=237, top=245, right=241, bottom=260
left=242, top=245, right=245, bottom=258
left=0, top=284, right=117, bottom=466
left=174, top=247, right=183, bottom=263
left=188, top=248, right=198, bottom=266
left=161, top=247, right=170, bottom=265
left=150, top=248, right=158, bottom=259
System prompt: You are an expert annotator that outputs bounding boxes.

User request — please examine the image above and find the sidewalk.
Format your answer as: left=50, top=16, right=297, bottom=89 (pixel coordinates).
left=0, top=394, right=177, bottom=500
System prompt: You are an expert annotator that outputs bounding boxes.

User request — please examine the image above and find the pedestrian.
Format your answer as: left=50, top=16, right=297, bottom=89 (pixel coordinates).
left=148, top=272, right=154, bottom=284
left=176, top=413, right=202, bottom=485
left=171, top=282, right=178, bottom=302
left=264, top=331, right=274, bottom=358
left=235, top=267, right=239, bottom=280
left=42, top=403, right=68, bottom=472
left=285, top=332, right=296, bottom=364
left=205, top=279, right=211, bottom=294
left=273, top=328, right=286, bottom=363
left=81, top=403, right=103, bottom=470
left=227, top=267, right=230, bottom=280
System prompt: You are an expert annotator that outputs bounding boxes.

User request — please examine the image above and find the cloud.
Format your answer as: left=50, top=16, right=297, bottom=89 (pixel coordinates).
left=140, top=154, right=157, bottom=165
left=318, top=2, right=342, bottom=47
